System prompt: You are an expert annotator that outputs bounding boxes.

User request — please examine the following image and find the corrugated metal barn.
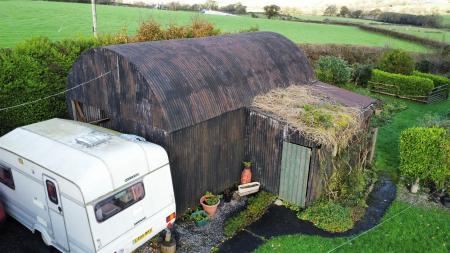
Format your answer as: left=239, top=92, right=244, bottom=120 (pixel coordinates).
left=66, top=32, right=375, bottom=212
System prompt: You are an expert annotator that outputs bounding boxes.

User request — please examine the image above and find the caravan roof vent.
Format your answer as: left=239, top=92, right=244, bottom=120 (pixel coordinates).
left=75, top=131, right=111, bottom=147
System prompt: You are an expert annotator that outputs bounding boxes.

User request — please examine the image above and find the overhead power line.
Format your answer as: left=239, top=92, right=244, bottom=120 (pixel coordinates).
left=0, top=69, right=113, bottom=112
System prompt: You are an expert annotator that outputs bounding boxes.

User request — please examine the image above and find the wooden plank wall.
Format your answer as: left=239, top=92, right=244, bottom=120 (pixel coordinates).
left=166, top=108, right=246, bottom=212
left=245, top=109, right=324, bottom=206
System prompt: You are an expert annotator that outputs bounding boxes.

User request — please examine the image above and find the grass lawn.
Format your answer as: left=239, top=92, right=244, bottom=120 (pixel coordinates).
left=255, top=201, right=450, bottom=253
left=373, top=97, right=450, bottom=180
left=443, top=15, right=450, bottom=27
left=0, top=0, right=429, bottom=52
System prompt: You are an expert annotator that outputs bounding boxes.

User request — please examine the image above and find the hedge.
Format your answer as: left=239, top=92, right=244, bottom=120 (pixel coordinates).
left=370, top=69, right=434, bottom=97
left=412, top=71, right=450, bottom=87
left=400, top=127, right=449, bottom=188
left=0, top=37, right=108, bottom=135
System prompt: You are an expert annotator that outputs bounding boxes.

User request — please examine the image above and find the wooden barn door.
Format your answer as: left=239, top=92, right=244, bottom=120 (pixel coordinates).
left=278, top=142, right=311, bottom=207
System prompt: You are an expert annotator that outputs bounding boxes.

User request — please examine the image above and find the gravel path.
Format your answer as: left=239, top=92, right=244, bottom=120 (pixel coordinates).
left=175, top=198, right=247, bottom=253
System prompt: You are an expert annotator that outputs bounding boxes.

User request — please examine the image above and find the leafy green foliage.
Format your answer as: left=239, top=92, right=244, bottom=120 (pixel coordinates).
left=400, top=127, right=449, bottom=188
left=224, top=191, right=276, bottom=237
left=352, top=63, right=373, bottom=87
left=203, top=191, right=221, bottom=206
left=0, top=37, right=107, bottom=135
left=378, top=49, right=415, bottom=75
left=412, top=71, right=450, bottom=87
left=315, top=56, right=352, bottom=86
left=191, top=210, right=209, bottom=222
left=299, top=200, right=353, bottom=232
left=370, top=69, right=434, bottom=96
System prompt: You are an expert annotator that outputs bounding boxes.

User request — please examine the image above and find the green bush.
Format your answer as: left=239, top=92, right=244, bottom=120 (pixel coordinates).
left=299, top=200, right=353, bottom=232
left=0, top=37, right=107, bottom=135
left=378, top=49, right=415, bottom=75
left=400, top=127, right=449, bottom=188
left=352, top=63, right=373, bottom=87
left=224, top=191, right=276, bottom=237
left=315, top=56, right=352, bottom=86
left=412, top=71, right=450, bottom=87
left=370, top=69, right=434, bottom=96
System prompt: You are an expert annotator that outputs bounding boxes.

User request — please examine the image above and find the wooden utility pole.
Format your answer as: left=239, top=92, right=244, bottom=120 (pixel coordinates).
left=91, top=0, right=98, bottom=38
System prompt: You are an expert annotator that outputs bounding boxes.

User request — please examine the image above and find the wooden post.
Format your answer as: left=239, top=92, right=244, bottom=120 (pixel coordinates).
left=368, top=128, right=378, bottom=165
left=91, top=0, right=98, bottom=38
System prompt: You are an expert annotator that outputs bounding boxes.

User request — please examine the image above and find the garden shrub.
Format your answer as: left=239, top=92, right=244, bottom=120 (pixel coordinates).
left=352, top=63, right=373, bottom=87
left=224, top=191, right=276, bottom=237
left=400, top=127, right=449, bottom=189
left=299, top=200, right=353, bottom=232
left=378, top=49, right=415, bottom=75
left=416, top=59, right=433, bottom=73
left=370, top=69, right=434, bottom=96
left=412, top=71, right=450, bottom=87
left=315, top=56, right=352, bottom=86
left=0, top=37, right=107, bottom=135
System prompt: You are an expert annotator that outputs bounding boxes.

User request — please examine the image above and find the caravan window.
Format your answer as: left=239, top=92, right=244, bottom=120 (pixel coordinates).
left=0, top=165, right=15, bottom=190
left=46, top=180, right=58, bottom=205
left=94, top=182, right=145, bottom=222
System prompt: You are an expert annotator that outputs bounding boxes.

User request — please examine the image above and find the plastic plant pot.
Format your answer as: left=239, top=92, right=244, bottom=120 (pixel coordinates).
left=191, top=210, right=209, bottom=227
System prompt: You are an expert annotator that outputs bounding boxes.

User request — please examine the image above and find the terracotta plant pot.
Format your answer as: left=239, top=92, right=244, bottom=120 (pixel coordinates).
left=241, top=167, right=252, bottom=184
left=200, top=196, right=220, bottom=217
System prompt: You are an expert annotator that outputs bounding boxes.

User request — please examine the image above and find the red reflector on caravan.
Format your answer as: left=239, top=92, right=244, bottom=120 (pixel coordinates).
left=166, top=212, right=176, bottom=223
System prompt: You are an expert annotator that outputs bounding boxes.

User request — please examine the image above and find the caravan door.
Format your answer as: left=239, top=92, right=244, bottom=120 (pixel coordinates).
left=43, top=175, right=70, bottom=251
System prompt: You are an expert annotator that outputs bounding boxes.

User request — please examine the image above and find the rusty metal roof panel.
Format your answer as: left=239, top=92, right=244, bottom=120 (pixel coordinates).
left=102, top=32, right=315, bottom=131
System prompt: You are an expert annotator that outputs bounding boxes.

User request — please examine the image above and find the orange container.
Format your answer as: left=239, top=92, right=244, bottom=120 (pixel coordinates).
left=240, top=167, right=252, bottom=184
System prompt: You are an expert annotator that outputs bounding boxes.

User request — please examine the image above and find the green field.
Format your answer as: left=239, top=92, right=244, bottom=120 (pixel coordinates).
left=373, top=24, right=450, bottom=43
left=0, top=0, right=429, bottom=52
left=443, top=14, right=450, bottom=26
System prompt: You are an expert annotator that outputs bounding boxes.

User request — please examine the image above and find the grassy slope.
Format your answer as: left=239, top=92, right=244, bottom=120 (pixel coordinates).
left=255, top=201, right=450, bottom=253
left=0, top=1, right=428, bottom=52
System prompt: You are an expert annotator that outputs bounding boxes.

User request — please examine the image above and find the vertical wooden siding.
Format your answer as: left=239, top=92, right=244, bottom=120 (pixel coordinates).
left=166, top=108, right=246, bottom=212
left=279, top=142, right=311, bottom=207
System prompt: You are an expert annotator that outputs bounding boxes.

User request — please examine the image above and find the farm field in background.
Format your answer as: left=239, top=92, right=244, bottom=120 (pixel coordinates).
left=0, top=0, right=430, bottom=52
left=373, top=24, right=450, bottom=43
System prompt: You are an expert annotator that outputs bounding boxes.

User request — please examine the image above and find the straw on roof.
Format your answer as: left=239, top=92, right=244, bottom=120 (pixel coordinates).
left=252, top=85, right=364, bottom=154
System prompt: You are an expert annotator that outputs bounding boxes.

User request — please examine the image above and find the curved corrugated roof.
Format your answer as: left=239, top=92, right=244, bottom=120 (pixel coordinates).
left=67, top=32, right=315, bottom=132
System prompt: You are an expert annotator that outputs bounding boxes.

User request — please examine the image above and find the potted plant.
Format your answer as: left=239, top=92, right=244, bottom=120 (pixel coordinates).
left=200, top=191, right=221, bottom=217
left=190, top=210, right=209, bottom=227
left=241, top=161, right=252, bottom=184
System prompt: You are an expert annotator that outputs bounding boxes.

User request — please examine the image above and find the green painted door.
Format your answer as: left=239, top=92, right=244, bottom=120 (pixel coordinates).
left=279, top=142, right=311, bottom=207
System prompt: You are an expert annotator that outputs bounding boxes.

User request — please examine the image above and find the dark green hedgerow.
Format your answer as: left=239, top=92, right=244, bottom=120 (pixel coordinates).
left=224, top=191, right=276, bottom=238
left=370, top=69, right=435, bottom=96
left=412, top=71, right=450, bottom=87
left=0, top=37, right=108, bottom=135
left=400, top=127, right=449, bottom=189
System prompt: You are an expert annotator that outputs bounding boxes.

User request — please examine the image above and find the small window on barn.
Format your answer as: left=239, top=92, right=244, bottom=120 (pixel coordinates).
left=94, top=182, right=145, bottom=222
left=0, top=165, right=15, bottom=190
left=46, top=180, right=58, bottom=205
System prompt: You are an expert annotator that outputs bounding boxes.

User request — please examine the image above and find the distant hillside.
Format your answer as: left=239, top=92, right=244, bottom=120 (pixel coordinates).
left=117, top=0, right=449, bottom=14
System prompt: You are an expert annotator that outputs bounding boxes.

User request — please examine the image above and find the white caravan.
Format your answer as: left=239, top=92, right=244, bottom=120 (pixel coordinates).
left=0, top=119, right=176, bottom=253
